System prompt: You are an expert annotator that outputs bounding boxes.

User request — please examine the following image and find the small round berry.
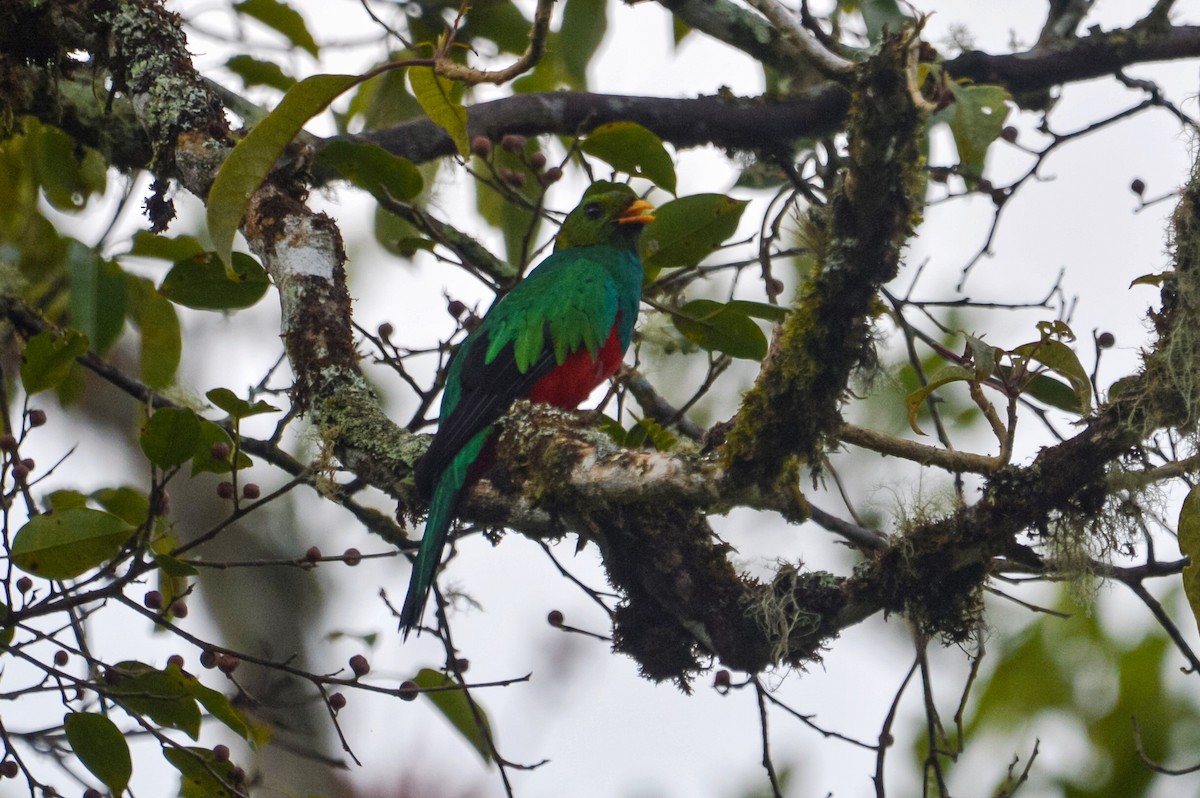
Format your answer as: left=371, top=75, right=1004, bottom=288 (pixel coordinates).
left=1131, top=178, right=1146, bottom=196
left=976, top=178, right=993, bottom=193
left=471, top=136, right=492, bottom=158
left=167, top=654, right=185, bottom=669
left=1000, top=126, right=1018, bottom=143
left=343, top=547, right=362, bottom=566
left=0, top=435, right=17, bottom=452
left=1097, top=332, right=1116, bottom=349
left=454, top=658, right=470, bottom=673
left=989, top=188, right=1007, bottom=207
left=170, top=601, right=188, bottom=619
left=54, top=650, right=69, bottom=667
left=210, top=442, right=231, bottom=461
left=20, top=459, right=33, bottom=472
left=329, top=692, right=347, bottom=710
left=11, top=464, right=28, bottom=482
left=200, top=649, right=217, bottom=669
left=83, top=789, right=102, bottom=798
left=0, top=760, right=17, bottom=778
left=16, top=576, right=32, bottom=593
left=547, top=610, right=564, bottom=627
left=216, top=481, right=235, bottom=499
left=713, top=669, right=731, bottom=689
left=528, top=152, right=547, bottom=171
left=242, top=483, right=261, bottom=500
left=540, top=166, right=563, bottom=187
left=349, top=654, right=370, bottom=678
left=305, top=546, right=322, bottom=563
left=143, top=590, right=164, bottom=610
left=217, top=654, right=240, bottom=674
left=229, top=766, right=246, bottom=785
left=378, top=321, right=394, bottom=340
left=398, top=681, right=420, bottom=701
left=212, top=744, right=230, bottom=763
left=447, top=299, right=467, bottom=319
left=500, top=134, right=526, bottom=153
left=27, top=409, right=46, bottom=427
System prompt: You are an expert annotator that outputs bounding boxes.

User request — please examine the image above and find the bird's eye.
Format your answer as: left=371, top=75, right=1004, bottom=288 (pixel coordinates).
left=583, top=203, right=603, bottom=220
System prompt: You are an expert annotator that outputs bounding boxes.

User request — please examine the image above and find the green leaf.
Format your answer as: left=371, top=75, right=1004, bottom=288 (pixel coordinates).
left=580, top=122, right=676, bottom=194
left=904, top=365, right=975, bottom=435
left=315, top=140, right=423, bottom=205
left=0, top=599, right=13, bottom=649
left=154, top=553, right=199, bottom=578
left=207, top=72, right=360, bottom=267
left=11, top=509, right=135, bottom=579
left=175, top=665, right=254, bottom=741
left=163, top=745, right=242, bottom=798
left=21, top=329, right=89, bottom=395
left=413, top=668, right=493, bottom=764
left=127, top=275, right=182, bottom=389
left=726, top=299, right=787, bottom=323
left=108, top=661, right=202, bottom=740
left=140, top=407, right=203, bottom=469
left=856, top=0, right=911, bottom=43
left=225, top=54, right=296, bottom=92
left=1024, top=373, right=1082, bottom=414
left=1179, top=484, right=1200, bottom=638
left=672, top=299, right=768, bottom=360
left=35, top=123, right=106, bottom=211
left=47, top=490, right=90, bottom=512
left=64, top=713, right=132, bottom=796
left=91, top=487, right=150, bottom=526
left=1130, top=272, right=1168, bottom=288
left=409, top=67, right=469, bottom=158
left=129, top=232, right=206, bottom=262
left=947, top=83, right=1011, bottom=179
left=191, top=420, right=253, bottom=475
left=559, top=0, right=608, bottom=88
left=67, top=241, right=127, bottom=354
left=1012, top=339, right=1092, bottom=413
left=207, top=387, right=280, bottom=419
left=159, top=252, right=271, bottom=311
left=234, top=0, right=318, bottom=56
left=639, top=194, right=748, bottom=279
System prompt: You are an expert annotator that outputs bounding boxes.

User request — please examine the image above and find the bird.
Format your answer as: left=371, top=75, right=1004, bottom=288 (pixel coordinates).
left=400, top=181, right=655, bottom=637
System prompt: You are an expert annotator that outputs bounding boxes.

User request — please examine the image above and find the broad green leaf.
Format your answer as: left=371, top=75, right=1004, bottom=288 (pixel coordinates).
left=207, top=72, right=360, bottom=267
left=67, top=241, right=127, bottom=354
left=947, top=83, right=1011, bottom=180
left=154, top=553, right=199, bottom=578
left=1024, top=373, right=1082, bottom=414
left=315, top=140, right=423, bottom=205
left=191, top=420, right=252, bottom=475
left=175, top=665, right=254, bottom=741
left=639, top=194, right=748, bottom=279
left=234, top=0, right=318, bottom=56
left=672, top=299, right=768, bottom=360
left=34, top=123, right=106, bottom=211
left=91, top=487, right=150, bottom=526
left=726, top=299, right=787, bottom=323
left=559, top=0, right=608, bottom=88
left=129, top=232, right=206, bottom=261
left=964, top=333, right=997, bottom=381
left=413, top=668, right=493, bottom=764
left=409, top=67, right=469, bottom=158
left=164, top=745, right=242, bottom=798
left=64, top=713, right=131, bottom=796
left=856, top=0, right=911, bottom=43
left=127, top=275, right=182, bottom=389
left=207, top=387, right=280, bottom=419
left=159, top=252, right=270, bottom=311
left=108, top=661, right=202, bottom=739
left=21, top=329, right=88, bottom=395
left=140, top=407, right=203, bottom=469
left=580, top=122, right=676, bottom=194
left=46, top=490, right=89, bottom=512
left=626, top=417, right=677, bottom=452
left=1130, top=272, right=1168, bottom=288
left=1013, top=339, right=1092, bottom=413
left=374, top=207, right=434, bottom=258
left=1179, top=484, right=1200, bottom=638
left=904, top=365, right=975, bottom=435
left=225, top=54, right=296, bottom=92
left=11, top=509, right=135, bottom=579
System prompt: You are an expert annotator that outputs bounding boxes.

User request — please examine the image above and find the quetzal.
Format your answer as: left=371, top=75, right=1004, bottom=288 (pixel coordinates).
left=400, top=181, right=655, bottom=637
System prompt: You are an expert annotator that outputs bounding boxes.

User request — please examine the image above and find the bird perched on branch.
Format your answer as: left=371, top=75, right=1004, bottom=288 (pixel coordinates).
left=400, top=181, right=655, bottom=637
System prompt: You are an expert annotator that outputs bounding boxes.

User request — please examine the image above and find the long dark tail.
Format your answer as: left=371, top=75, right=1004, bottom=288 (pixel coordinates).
left=399, top=428, right=491, bottom=639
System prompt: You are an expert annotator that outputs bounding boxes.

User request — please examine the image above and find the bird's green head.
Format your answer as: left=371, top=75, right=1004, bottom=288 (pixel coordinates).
left=554, top=181, right=655, bottom=252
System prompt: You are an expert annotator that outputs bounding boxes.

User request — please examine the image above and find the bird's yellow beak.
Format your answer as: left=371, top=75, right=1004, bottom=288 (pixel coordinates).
left=618, top=199, right=655, bottom=225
